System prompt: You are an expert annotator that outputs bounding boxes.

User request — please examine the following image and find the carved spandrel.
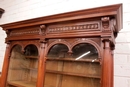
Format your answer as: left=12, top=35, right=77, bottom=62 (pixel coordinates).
left=47, top=22, right=100, bottom=33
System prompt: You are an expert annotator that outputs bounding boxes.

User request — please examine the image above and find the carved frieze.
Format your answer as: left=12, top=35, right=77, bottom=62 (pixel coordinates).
left=10, top=29, right=39, bottom=36
left=47, top=22, right=100, bottom=33
left=9, top=25, right=46, bottom=36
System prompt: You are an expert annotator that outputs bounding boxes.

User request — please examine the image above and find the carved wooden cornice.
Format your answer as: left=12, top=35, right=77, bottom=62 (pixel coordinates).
left=0, top=4, right=122, bottom=46
left=0, top=4, right=122, bottom=31
left=0, top=8, right=4, bottom=18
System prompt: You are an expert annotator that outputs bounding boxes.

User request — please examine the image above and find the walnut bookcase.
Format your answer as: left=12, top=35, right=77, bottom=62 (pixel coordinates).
left=0, top=4, right=122, bottom=87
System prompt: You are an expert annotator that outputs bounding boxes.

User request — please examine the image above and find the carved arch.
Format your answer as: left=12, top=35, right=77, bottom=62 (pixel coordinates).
left=46, top=39, right=71, bottom=55
left=71, top=39, right=101, bottom=58
left=10, top=42, right=24, bottom=53
left=23, top=44, right=39, bottom=56
left=23, top=43, right=40, bottom=55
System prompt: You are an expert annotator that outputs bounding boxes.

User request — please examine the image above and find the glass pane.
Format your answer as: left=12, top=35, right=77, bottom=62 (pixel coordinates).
left=61, top=75, right=100, bottom=87
left=46, top=61, right=64, bottom=71
left=24, top=44, right=38, bottom=56
left=7, top=45, right=38, bottom=87
left=44, top=73, right=62, bottom=87
left=45, top=43, right=100, bottom=87
left=63, top=61, right=101, bottom=76
left=72, top=43, right=98, bottom=60
left=47, top=44, right=69, bottom=58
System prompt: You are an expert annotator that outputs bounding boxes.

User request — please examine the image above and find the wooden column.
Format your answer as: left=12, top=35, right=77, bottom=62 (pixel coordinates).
left=102, top=40, right=113, bottom=87
left=36, top=40, right=47, bottom=87
left=111, top=50, right=114, bottom=87
left=0, top=43, right=10, bottom=87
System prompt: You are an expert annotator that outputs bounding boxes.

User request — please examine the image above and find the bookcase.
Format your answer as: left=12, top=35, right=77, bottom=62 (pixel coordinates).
left=0, top=4, right=122, bottom=87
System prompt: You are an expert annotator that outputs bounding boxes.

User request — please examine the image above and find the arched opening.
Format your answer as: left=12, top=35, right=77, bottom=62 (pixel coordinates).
left=7, top=44, right=38, bottom=87
left=72, top=43, right=98, bottom=60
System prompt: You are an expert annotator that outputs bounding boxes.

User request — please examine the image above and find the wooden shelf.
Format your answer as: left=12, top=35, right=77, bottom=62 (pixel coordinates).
left=21, top=67, right=37, bottom=71
left=44, top=85, right=55, bottom=87
left=10, top=67, right=37, bottom=71
left=25, top=56, right=38, bottom=59
left=8, top=81, right=36, bottom=87
left=47, top=58, right=100, bottom=63
left=46, top=70, right=100, bottom=79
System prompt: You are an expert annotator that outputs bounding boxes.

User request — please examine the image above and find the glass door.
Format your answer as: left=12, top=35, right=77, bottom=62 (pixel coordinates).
left=45, top=43, right=101, bottom=87
left=7, top=44, right=38, bottom=87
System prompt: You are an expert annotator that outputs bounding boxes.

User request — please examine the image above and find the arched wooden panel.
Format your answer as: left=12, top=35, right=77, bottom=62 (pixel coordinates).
left=46, top=39, right=71, bottom=56
left=71, top=39, right=101, bottom=58
left=10, top=42, right=24, bottom=53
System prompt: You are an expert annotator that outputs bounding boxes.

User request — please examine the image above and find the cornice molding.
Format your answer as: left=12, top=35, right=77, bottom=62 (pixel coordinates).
left=0, top=4, right=122, bottom=32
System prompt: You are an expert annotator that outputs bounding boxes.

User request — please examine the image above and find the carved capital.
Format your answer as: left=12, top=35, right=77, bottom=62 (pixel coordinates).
left=102, top=38, right=115, bottom=50
left=101, top=17, right=110, bottom=31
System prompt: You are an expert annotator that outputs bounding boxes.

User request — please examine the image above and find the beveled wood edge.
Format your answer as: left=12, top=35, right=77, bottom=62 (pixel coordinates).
left=0, top=3, right=122, bottom=32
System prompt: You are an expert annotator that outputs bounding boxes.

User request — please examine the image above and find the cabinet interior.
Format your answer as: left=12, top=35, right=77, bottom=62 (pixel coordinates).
left=7, top=45, right=38, bottom=87
left=45, top=43, right=101, bottom=87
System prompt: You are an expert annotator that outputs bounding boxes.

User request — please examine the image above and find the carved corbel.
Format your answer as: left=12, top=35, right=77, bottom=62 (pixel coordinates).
left=39, top=25, right=46, bottom=35
left=5, top=30, right=11, bottom=37
left=101, top=17, right=110, bottom=31
left=0, top=8, right=4, bottom=18
left=110, top=19, right=118, bottom=37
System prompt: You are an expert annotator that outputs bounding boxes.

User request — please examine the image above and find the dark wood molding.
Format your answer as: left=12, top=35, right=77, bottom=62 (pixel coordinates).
left=0, top=8, right=4, bottom=18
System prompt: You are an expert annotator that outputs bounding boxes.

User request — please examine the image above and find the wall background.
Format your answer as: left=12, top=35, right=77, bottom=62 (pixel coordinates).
left=0, top=0, right=130, bottom=87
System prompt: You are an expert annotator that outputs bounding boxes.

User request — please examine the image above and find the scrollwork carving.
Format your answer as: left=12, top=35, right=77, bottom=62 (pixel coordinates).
left=101, top=17, right=110, bottom=31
